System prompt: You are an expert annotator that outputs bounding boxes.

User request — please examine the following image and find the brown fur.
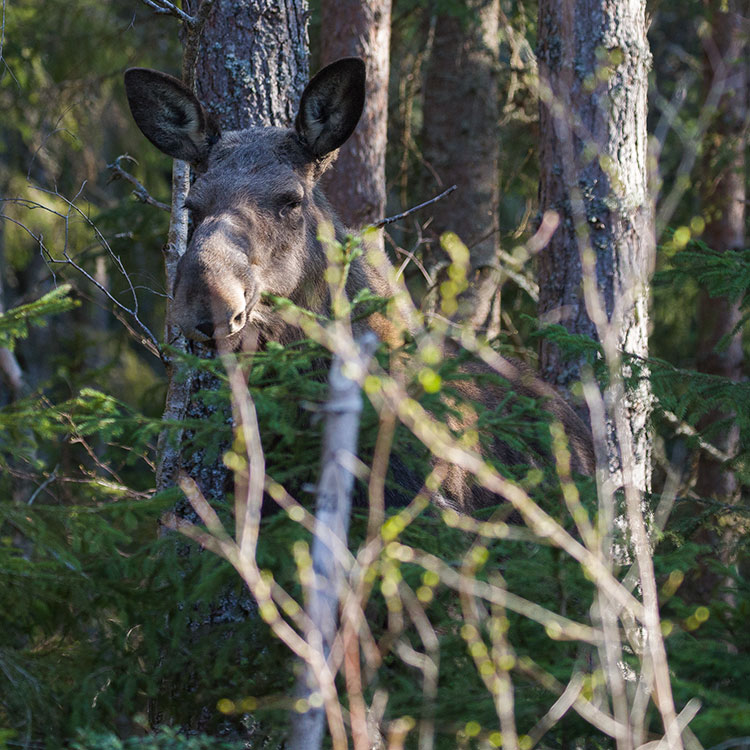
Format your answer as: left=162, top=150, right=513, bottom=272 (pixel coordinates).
left=125, top=59, right=594, bottom=511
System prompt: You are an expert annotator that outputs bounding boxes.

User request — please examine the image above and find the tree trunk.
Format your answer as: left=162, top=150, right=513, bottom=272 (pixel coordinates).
left=191, top=0, right=309, bottom=130
left=0, top=212, right=25, bottom=401
left=319, top=0, right=391, bottom=247
left=158, top=0, right=309, bottom=501
left=693, top=0, right=747, bottom=597
left=537, top=0, right=654, bottom=494
left=150, top=0, right=309, bottom=732
left=421, top=0, right=501, bottom=332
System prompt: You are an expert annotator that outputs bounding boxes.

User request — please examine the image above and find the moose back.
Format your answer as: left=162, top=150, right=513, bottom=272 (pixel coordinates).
left=124, top=58, right=594, bottom=509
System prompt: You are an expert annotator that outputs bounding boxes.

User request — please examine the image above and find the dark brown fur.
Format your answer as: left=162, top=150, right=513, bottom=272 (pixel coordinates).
left=125, top=58, right=594, bottom=510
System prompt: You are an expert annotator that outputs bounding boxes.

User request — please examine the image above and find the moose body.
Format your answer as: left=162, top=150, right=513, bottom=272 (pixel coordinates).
left=125, top=58, right=594, bottom=509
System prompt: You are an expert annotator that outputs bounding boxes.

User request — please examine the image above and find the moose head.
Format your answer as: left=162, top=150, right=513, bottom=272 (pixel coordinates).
left=124, top=58, right=375, bottom=348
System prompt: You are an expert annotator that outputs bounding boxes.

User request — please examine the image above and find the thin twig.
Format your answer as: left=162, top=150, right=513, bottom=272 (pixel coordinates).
left=139, top=0, right=194, bottom=24
left=0, top=204, right=160, bottom=357
left=108, top=155, right=171, bottom=212
left=372, top=185, right=457, bottom=229
left=27, top=466, right=59, bottom=505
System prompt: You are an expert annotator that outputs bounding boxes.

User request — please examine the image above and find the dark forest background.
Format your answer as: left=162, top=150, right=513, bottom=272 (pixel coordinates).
left=1, top=1, right=749, bottom=748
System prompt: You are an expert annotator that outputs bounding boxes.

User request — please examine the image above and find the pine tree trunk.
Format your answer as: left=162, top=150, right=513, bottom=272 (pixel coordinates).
left=537, top=0, right=654, bottom=493
left=693, top=0, right=747, bottom=596
left=157, top=0, right=309, bottom=502
left=190, top=0, right=309, bottom=130
left=150, top=0, right=309, bottom=732
left=421, top=0, right=501, bottom=332
left=319, top=0, right=391, bottom=248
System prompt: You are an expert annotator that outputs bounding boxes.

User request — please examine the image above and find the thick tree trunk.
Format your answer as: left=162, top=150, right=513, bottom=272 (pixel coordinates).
left=150, top=0, right=309, bottom=732
left=693, top=0, right=747, bottom=596
left=421, top=0, right=501, bottom=332
left=157, top=0, right=309, bottom=501
left=537, top=0, right=654, bottom=493
left=190, top=0, right=309, bottom=130
left=319, top=0, right=391, bottom=246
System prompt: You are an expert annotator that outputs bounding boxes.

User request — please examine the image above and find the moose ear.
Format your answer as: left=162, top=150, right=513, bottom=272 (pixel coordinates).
left=295, top=58, right=366, bottom=159
left=124, top=68, right=218, bottom=164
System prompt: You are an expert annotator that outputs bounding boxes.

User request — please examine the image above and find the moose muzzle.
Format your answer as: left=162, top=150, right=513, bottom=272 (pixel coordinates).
left=171, top=217, right=258, bottom=342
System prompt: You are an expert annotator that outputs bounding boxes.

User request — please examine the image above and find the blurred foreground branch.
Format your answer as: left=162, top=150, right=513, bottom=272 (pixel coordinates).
left=288, top=331, right=380, bottom=750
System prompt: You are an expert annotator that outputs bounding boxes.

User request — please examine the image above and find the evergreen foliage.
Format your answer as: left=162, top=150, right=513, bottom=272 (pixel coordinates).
left=3, top=275, right=749, bottom=746
left=71, top=728, right=242, bottom=749
left=0, top=285, right=78, bottom=351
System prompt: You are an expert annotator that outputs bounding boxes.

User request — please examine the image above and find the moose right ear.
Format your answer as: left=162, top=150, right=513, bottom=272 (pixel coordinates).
left=124, top=68, right=218, bottom=164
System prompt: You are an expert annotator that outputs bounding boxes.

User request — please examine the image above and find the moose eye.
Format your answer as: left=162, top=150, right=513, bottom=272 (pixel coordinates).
left=278, top=194, right=303, bottom=218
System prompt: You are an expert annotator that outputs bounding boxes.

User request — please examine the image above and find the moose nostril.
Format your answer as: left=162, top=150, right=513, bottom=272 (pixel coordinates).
left=195, top=321, right=214, bottom=338
left=229, top=310, right=246, bottom=333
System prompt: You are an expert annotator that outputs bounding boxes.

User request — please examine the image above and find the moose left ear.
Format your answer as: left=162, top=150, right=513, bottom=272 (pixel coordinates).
left=295, top=58, right=366, bottom=159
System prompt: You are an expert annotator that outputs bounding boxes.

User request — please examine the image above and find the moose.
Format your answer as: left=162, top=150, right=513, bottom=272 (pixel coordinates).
left=124, top=58, right=594, bottom=508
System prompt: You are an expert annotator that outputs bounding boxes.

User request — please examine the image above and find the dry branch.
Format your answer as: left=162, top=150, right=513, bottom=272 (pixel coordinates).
left=373, top=184, right=457, bottom=228
left=107, top=155, right=170, bottom=212
left=288, top=331, right=379, bottom=750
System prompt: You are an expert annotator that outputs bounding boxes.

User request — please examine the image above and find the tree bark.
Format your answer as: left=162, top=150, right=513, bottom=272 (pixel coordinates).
left=319, top=0, right=391, bottom=246
left=693, top=0, right=747, bottom=595
left=537, top=0, right=654, bottom=494
left=157, top=0, right=310, bottom=502
left=150, top=0, right=310, bottom=732
left=190, top=0, right=309, bottom=130
left=421, top=0, right=501, bottom=332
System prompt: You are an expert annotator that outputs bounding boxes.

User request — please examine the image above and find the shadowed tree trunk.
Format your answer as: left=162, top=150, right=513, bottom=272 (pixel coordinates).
left=537, top=0, right=654, bottom=494
left=149, top=0, right=309, bottom=732
left=0, top=215, right=25, bottom=401
left=421, top=0, right=501, bottom=332
left=157, top=0, right=309, bottom=502
left=319, top=0, right=391, bottom=249
left=693, top=0, right=747, bottom=598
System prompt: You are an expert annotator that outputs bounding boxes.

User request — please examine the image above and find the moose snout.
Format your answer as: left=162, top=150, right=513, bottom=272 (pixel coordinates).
left=172, top=249, right=258, bottom=342
left=179, top=288, right=253, bottom=342
left=193, top=307, right=247, bottom=340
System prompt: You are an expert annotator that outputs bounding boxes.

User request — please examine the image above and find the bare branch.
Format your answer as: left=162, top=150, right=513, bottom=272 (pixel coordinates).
left=0, top=191, right=161, bottom=357
left=288, top=332, right=379, bottom=750
left=372, top=185, right=457, bottom=229
left=108, top=155, right=170, bottom=212
left=139, top=0, right=194, bottom=24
